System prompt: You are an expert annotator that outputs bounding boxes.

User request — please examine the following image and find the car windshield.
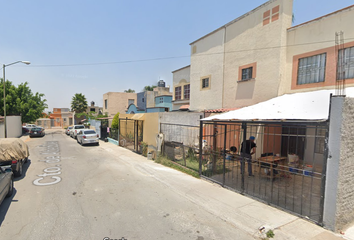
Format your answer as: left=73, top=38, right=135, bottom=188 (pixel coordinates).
left=68, top=127, right=73, bottom=129
left=75, top=126, right=85, bottom=129
left=84, top=130, right=96, bottom=135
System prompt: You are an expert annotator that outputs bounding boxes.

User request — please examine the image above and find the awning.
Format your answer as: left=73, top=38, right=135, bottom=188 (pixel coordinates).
left=179, top=105, right=190, bottom=110
left=131, top=113, right=145, bottom=120
left=202, top=88, right=354, bottom=122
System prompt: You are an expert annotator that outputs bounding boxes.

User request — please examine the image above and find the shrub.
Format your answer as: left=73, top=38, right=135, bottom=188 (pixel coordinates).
left=111, top=112, right=120, bottom=129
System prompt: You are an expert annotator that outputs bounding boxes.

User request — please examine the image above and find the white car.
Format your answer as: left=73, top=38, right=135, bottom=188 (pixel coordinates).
left=70, top=125, right=85, bottom=139
left=76, top=129, right=99, bottom=146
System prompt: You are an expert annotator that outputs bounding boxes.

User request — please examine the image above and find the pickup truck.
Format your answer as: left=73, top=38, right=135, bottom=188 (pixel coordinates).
left=70, top=125, right=85, bottom=139
left=0, top=138, right=29, bottom=177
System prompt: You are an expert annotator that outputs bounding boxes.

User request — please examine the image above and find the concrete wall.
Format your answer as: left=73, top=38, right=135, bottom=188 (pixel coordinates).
left=137, top=92, right=146, bottom=111
left=0, top=116, right=22, bottom=138
left=159, top=112, right=203, bottom=147
left=324, top=97, right=354, bottom=232
left=103, top=92, right=137, bottom=117
left=281, top=5, right=354, bottom=95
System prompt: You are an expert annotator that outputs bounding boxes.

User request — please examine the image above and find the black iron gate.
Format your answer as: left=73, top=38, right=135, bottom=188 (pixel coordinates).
left=119, top=118, right=144, bottom=153
left=199, top=120, right=328, bottom=225
left=100, top=119, right=108, bottom=140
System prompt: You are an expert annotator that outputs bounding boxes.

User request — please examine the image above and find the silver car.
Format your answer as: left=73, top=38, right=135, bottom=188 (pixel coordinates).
left=77, top=130, right=99, bottom=146
left=0, top=167, right=14, bottom=205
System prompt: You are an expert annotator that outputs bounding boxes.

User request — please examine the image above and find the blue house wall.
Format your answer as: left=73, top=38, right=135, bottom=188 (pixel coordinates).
left=137, top=92, right=146, bottom=111
left=154, top=96, right=172, bottom=111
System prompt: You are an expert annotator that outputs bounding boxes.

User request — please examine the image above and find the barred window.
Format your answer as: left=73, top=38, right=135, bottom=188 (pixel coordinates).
left=184, top=84, right=190, bottom=100
left=338, top=46, right=354, bottom=80
left=241, top=67, right=253, bottom=80
left=297, top=53, right=326, bottom=85
left=175, top=86, right=181, bottom=100
left=202, top=78, right=209, bottom=88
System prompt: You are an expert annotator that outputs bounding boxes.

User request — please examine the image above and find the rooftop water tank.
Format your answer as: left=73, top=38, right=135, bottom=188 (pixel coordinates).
left=158, top=80, right=165, bottom=87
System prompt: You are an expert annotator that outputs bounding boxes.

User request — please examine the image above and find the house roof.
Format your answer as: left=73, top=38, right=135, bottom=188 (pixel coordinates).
left=201, top=88, right=354, bottom=122
left=204, top=108, right=239, bottom=113
left=172, top=65, right=190, bottom=73
left=179, top=105, right=190, bottom=110
left=189, top=0, right=276, bottom=45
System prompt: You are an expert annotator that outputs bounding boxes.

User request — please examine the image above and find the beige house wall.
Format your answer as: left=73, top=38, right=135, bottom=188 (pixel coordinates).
left=172, top=66, right=190, bottom=111
left=143, top=113, right=159, bottom=152
left=280, top=5, right=354, bottom=95
left=189, top=0, right=293, bottom=111
left=103, top=92, right=137, bottom=117
left=190, top=28, right=225, bottom=111
left=223, top=0, right=292, bottom=108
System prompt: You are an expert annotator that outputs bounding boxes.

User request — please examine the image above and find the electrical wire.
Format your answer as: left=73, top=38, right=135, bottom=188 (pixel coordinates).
left=6, top=37, right=354, bottom=68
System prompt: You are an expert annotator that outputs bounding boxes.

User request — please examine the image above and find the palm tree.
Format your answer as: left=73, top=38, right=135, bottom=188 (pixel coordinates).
left=71, top=93, right=88, bottom=113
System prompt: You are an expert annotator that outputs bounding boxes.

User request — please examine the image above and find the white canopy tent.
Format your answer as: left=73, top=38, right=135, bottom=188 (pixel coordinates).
left=202, top=88, right=354, bottom=122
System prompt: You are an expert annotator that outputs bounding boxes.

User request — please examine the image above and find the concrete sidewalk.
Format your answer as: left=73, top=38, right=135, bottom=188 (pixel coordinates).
left=98, top=140, right=347, bottom=240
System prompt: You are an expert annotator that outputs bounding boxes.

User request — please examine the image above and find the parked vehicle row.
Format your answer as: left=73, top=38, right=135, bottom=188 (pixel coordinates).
left=0, top=138, right=29, bottom=206
left=67, top=125, right=99, bottom=146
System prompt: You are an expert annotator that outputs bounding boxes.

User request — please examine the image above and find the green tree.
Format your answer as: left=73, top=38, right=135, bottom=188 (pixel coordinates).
left=124, top=89, right=135, bottom=93
left=143, top=85, right=157, bottom=91
left=0, top=80, right=47, bottom=123
left=111, top=112, right=120, bottom=129
left=71, top=93, right=88, bottom=113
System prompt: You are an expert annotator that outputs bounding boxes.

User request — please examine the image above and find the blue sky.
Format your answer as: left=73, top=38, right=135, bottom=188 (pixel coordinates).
left=0, top=0, right=352, bottom=112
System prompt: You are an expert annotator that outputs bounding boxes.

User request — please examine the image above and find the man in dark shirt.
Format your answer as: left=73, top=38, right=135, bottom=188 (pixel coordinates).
left=241, top=136, right=257, bottom=176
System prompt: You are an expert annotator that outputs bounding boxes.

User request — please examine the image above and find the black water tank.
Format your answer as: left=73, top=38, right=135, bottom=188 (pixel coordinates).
left=158, top=80, right=165, bottom=87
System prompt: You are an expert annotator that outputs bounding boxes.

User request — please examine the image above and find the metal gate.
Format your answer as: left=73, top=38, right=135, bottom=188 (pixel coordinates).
left=100, top=119, right=108, bottom=140
left=199, top=120, right=328, bottom=225
left=119, top=118, right=144, bottom=153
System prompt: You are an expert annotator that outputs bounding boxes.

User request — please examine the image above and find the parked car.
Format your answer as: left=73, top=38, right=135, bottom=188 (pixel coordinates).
left=0, top=166, right=14, bottom=205
left=29, top=127, right=45, bottom=137
left=77, top=129, right=99, bottom=146
left=70, top=125, right=85, bottom=139
left=22, top=124, right=38, bottom=134
left=66, top=126, right=73, bottom=135
left=0, top=138, right=29, bottom=177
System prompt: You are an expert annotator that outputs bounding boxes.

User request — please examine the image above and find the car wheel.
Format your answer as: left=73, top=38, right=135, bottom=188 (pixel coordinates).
left=96, top=142, right=99, bottom=146
left=5, top=177, right=14, bottom=198
left=80, top=140, right=83, bottom=146
left=25, top=157, right=28, bottom=163
left=14, top=162, right=23, bottom=177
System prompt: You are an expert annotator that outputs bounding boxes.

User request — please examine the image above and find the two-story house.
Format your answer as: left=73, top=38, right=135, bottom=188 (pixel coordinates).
left=172, top=66, right=190, bottom=111
left=103, top=92, right=137, bottom=117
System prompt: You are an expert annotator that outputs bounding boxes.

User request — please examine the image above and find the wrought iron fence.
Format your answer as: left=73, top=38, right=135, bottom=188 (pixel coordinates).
left=199, top=120, right=328, bottom=225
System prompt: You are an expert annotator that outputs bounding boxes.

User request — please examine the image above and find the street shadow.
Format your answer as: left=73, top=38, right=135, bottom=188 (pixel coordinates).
left=0, top=188, right=17, bottom=227
left=14, top=159, right=31, bottom=182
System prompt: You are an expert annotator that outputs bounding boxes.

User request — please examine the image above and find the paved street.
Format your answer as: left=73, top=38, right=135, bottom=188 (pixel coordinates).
left=0, top=129, right=346, bottom=240
left=0, top=129, right=254, bottom=240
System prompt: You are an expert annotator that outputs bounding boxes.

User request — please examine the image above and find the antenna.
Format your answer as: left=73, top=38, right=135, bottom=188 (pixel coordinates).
left=335, top=31, right=346, bottom=96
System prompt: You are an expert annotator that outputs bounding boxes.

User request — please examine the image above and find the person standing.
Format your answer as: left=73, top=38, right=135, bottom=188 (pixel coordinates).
left=240, top=136, right=257, bottom=176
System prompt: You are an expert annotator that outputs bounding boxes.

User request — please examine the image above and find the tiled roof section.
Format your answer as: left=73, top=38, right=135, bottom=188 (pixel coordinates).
left=204, top=108, right=240, bottom=113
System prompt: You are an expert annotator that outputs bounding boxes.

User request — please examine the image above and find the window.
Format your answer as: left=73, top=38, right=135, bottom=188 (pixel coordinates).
left=90, top=108, right=95, bottom=112
left=297, top=53, right=326, bottom=85
left=142, top=98, right=144, bottom=102
left=159, top=97, right=163, bottom=103
left=338, top=46, right=354, bottom=80
left=315, top=128, right=326, bottom=154
left=184, top=84, right=190, bottom=99
left=202, top=78, right=209, bottom=88
left=105, top=99, right=108, bottom=109
left=128, top=99, right=135, bottom=105
left=175, top=86, right=181, bottom=100
left=241, top=67, right=253, bottom=80
left=56, top=118, right=60, bottom=123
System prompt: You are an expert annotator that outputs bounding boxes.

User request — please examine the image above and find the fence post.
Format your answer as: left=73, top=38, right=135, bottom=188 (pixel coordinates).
left=223, top=124, right=227, bottom=186
left=199, top=120, right=203, bottom=176
left=241, top=122, right=247, bottom=192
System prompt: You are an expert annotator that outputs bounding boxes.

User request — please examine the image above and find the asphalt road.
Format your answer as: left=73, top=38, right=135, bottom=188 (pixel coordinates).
left=0, top=129, right=255, bottom=240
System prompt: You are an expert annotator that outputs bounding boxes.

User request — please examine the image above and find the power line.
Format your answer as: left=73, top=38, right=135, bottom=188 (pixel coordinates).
left=11, top=37, right=354, bottom=68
